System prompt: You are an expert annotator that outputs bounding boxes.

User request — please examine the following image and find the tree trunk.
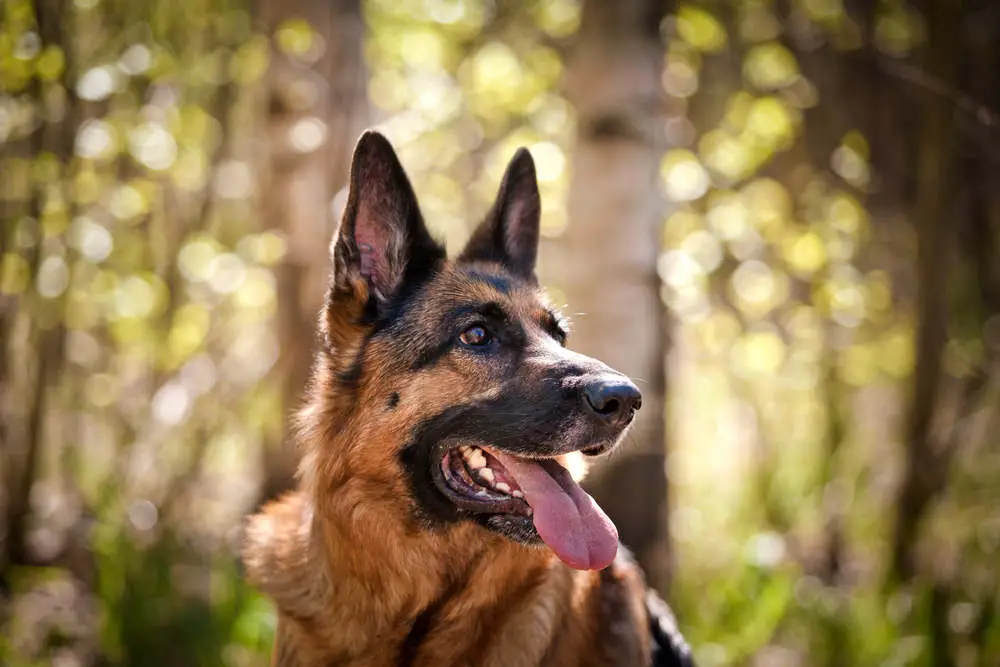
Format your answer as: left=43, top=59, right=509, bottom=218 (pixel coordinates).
left=890, top=0, right=961, bottom=585
left=256, top=0, right=369, bottom=505
left=560, top=0, right=672, bottom=593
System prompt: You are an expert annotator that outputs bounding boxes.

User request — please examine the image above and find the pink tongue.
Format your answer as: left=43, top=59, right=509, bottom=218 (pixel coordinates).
left=493, top=453, right=618, bottom=570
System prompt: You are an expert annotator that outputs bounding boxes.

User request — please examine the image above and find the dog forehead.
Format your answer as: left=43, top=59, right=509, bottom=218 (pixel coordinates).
left=413, top=262, right=545, bottom=320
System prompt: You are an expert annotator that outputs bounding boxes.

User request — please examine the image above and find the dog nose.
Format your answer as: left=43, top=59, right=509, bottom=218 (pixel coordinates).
left=582, top=378, right=642, bottom=425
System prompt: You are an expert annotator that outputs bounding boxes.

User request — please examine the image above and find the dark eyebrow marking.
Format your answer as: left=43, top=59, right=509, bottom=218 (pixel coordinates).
left=439, top=302, right=509, bottom=325
left=475, top=301, right=510, bottom=323
left=412, top=339, right=453, bottom=370
left=409, top=302, right=512, bottom=370
left=466, top=270, right=512, bottom=295
left=538, top=309, right=568, bottom=343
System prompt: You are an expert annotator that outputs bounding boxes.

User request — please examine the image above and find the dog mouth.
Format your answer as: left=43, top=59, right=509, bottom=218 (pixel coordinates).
left=435, top=444, right=618, bottom=571
left=440, top=446, right=531, bottom=514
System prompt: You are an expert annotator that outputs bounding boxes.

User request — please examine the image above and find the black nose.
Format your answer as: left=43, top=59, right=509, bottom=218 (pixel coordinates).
left=582, top=378, right=642, bottom=425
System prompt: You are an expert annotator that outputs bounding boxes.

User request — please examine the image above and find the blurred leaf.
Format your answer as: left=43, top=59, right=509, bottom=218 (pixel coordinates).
left=743, top=42, right=799, bottom=90
left=275, top=18, right=317, bottom=59
left=35, top=45, right=65, bottom=82
left=230, top=36, right=270, bottom=84
left=677, top=5, right=727, bottom=54
left=0, top=253, right=31, bottom=294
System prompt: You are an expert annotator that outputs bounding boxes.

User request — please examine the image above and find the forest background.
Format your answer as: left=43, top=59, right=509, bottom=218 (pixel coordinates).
left=2, top=0, right=1000, bottom=665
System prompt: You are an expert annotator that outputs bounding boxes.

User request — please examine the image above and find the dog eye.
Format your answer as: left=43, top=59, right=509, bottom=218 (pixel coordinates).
left=459, top=325, right=493, bottom=347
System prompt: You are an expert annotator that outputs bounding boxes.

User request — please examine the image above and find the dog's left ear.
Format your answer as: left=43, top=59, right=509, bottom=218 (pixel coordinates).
left=459, top=148, right=540, bottom=280
left=330, top=131, right=445, bottom=310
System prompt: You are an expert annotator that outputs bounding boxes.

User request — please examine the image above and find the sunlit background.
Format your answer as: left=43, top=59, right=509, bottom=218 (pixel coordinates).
left=2, top=0, right=999, bottom=665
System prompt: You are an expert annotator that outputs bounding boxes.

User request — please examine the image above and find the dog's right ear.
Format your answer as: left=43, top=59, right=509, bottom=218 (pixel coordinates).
left=459, top=148, right=540, bottom=281
left=327, top=131, right=444, bottom=327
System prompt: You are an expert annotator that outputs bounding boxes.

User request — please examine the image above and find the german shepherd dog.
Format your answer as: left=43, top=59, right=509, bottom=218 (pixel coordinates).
left=243, top=131, right=694, bottom=667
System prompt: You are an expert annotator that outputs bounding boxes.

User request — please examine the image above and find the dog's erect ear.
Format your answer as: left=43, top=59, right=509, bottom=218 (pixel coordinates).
left=459, top=148, right=540, bottom=280
left=330, top=131, right=444, bottom=309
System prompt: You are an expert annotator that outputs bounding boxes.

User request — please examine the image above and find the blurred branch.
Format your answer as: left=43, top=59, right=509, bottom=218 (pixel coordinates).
left=875, top=55, right=1000, bottom=147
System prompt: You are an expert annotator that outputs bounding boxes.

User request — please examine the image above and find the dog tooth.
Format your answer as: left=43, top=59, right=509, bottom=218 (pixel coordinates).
left=466, top=449, right=486, bottom=470
left=512, top=490, right=524, bottom=499
left=479, top=468, right=494, bottom=483
left=495, top=482, right=511, bottom=494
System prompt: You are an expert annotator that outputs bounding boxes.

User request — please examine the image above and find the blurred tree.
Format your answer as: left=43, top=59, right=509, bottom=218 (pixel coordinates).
left=255, top=0, right=369, bottom=506
left=890, top=0, right=960, bottom=588
left=561, top=0, right=673, bottom=594
left=655, top=1, right=1000, bottom=664
left=2, top=0, right=279, bottom=663
left=2, top=0, right=78, bottom=584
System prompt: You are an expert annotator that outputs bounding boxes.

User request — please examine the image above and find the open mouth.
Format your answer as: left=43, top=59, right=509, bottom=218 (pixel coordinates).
left=435, top=444, right=619, bottom=571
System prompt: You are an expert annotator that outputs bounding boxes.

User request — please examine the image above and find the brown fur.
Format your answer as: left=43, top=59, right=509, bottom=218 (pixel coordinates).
left=243, top=132, right=691, bottom=667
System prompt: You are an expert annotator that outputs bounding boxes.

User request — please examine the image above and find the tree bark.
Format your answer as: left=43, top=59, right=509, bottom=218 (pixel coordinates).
left=256, top=0, right=369, bottom=505
left=890, top=0, right=961, bottom=585
left=1, top=0, right=75, bottom=581
left=560, top=0, right=672, bottom=593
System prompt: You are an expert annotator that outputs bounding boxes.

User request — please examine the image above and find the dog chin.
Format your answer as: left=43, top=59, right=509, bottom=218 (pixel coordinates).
left=479, top=513, right=544, bottom=545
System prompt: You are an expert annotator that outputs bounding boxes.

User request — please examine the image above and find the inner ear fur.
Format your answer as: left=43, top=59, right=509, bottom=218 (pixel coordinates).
left=325, top=131, right=445, bottom=344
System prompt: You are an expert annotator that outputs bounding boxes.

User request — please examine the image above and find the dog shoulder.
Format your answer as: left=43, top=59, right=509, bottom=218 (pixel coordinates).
left=595, top=548, right=695, bottom=667
left=643, top=588, right=695, bottom=667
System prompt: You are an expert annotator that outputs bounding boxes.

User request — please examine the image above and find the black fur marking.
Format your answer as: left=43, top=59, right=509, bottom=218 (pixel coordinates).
left=647, top=589, right=695, bottom=667
left=398, top=379, right=620, bottom=534
left=410, top=339, right=454, bottom=371
left=336, top=341, right=367, bottom=386
left=429, top=302, right=511, bottom=330
left=406, top=385, right=579, bottom=459
left=539, top=309, right=568, bottom=345
left=466, top=269, right=512, bottom=295
left=407, top=302, right=519, bottom=372
left=396, top=548, right=488, bottom=667
left=397, top=597, right=446, bottom=667
left=468, top=302, right=510, bottom=327
left=387, top=392, right=400, bottom=409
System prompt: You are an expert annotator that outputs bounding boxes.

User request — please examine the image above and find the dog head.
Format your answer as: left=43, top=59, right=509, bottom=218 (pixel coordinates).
left=306, top=131, right=641, bottom=570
